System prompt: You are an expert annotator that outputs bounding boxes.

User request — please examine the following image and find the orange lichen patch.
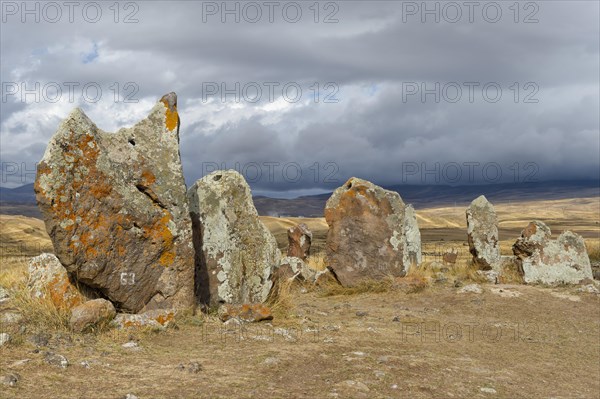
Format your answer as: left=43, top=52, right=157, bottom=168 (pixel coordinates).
left=154, top=312, right=174, bottom=326
left=161, top=99, right=179, bottom=131
left=140, top=168, right=156, bottom=186
left=143, top=210, right=176, bottom=267
left=122, top=320, right=141, bottom=328
left=46, top=275, right=84, bottom=309
left=33, top=162, right=53, bottom=197
left=219, top=303, right=273, bottom=322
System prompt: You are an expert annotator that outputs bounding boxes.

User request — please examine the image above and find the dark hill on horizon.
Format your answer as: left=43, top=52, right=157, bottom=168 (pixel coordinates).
left=3, top=180, right=597, bottom=219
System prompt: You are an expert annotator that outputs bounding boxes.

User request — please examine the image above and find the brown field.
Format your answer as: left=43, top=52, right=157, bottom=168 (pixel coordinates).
left=1, top=197, right=599, bottom=398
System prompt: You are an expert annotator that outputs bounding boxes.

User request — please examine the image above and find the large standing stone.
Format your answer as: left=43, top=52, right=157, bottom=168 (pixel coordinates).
left=188, top=170, right=280, bottom=307
left=512, top=221, right=593, bottom=284
left=324, top=177, right=421, bottom=286
left=287, top=223, right=312, bottom=260
left=34, top=93, right=194, bottom=313
left=466, top=195, right=501, bottom=271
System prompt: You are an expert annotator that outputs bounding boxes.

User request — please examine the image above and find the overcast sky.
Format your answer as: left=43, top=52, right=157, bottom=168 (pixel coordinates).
left=1, top=1, right=598, bottom=197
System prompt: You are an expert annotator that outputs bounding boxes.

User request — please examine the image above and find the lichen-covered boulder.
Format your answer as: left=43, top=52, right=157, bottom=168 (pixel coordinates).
left=69, top=298, right=116, bottom=333
left=112, top=309, right=176, bottom=330
left=27, top=253, right=84, bottom=309
left=218, top=303, right=273, bottom=323
left=324, top=177, right=421, bottom=286
left=287, top=223, right=312, bottom=260
left=188, top=170, right=280, bottom=307
left=466, top=195, right=501, bottom=271
left=513, top=221, right=593, bottom=284
left=34, top=93, right=195, bottom=313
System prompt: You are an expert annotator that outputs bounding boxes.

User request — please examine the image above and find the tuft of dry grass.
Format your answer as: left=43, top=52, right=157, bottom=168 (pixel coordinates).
left=1, top=256, right=70, bottom=333
left=586, top=240, right=600, bottom=263
left=266, top=277, right=298, bottom=320
left=306, top=252, right=327, bottom=271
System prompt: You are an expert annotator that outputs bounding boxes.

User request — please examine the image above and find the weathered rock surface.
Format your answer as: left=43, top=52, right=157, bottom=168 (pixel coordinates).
left=458, top=283, right=483, bottom=294
left=314, top=268, right=339, bottom=286
left=218, top=303, right=273, bottom=323
left=324, top=177, right=421, bottom=286
left=27, top=253, right=84, bottom=309
left=466, top=195, right=501, bottom=271
left=512, top=221, right=593, bottom=284
left=112, top=309, right=176, bottom=330
left=273, top=256, right=316, bottom=283
left=69, top=299, right=116, bottom=333
left=34, top=93, right=195, bottom=313
left=402, top=205, right=422, bottom=268
left=0, top=333, right=10, bottom=346
left=1, top=373, right=20, bottom=387
left=188, top=170, right=280, bottom=307
left=44, top=352, right=69, bottom=368
left=287, top=223, right=312, bottom=260
left=0, top=286, right=10, bottom=303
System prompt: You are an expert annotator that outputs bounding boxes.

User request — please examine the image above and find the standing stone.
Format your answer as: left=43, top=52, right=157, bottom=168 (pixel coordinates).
left=188, top=170, right=281, bottom=307
left=324, top=177, right=421, bottom=286
left=466, top=195, right=501, bottom=271
left=513, top=221, right=593, bottom=284
left=287, top=223, right=312, bottom=260
left=27, top=253, right=84, bottom=309
left=402, top=205, right=422, bottom=270
left=34, top=93, right=194, bottom=313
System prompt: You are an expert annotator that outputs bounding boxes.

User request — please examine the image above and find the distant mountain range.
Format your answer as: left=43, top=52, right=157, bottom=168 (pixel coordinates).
left=2, top=180, right=599, bottom=218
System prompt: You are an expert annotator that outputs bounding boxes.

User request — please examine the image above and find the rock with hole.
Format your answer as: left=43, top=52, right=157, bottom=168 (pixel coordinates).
left=34, top=93, right=194, bottom=313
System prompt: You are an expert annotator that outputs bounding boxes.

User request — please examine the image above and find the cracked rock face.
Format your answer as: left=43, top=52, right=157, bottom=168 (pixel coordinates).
left=466, top=195, right=501, bottom=271
left=34, top=93, right=195, bottom=313
left=188, top=170, right=280, bottom=307
left=287, top=223, right=312, bottom=260
left=513, top=221, right=593, bottom=284
left=324, top=177, right=421, bottom=286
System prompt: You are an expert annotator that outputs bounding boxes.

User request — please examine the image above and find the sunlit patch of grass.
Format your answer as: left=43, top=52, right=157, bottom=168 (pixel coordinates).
left=585, top=240, right=600, bottom=263
left=306, top=252, right=327, bottom=271
left=267, top=276, right=298, bottom=320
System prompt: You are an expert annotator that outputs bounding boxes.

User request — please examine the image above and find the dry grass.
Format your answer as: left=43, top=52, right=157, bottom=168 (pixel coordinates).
left=315, top=275, right=396, bottom=297
left=586, top=240, right=600, bottom=263
left=305, top=252, right=327, bottom=271
left=266, top=277, right=298, bottom=320
left=1, top=257, right=71, bottom=333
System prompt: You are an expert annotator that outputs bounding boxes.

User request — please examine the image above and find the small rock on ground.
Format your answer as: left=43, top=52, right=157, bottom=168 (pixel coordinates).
left=44, top=352, right=69, bottom=368
left=1, top=373, right=20, bottom=387
left=458, top=284, right=483, bottom=294
left=0, top=333, right=10, bottom=346
left=480, top=387, right=497, bottom=394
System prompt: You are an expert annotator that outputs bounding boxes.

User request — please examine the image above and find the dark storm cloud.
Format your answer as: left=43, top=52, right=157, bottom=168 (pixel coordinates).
left=1, top=0, right=598, bottom=194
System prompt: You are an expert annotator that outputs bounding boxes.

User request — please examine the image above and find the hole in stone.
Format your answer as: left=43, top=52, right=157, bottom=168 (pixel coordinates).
left=346, top=182, right=353, bottom=189
left=128, top=139, right=136, bottom=146
left=213, top=174, right=222, bottom=181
